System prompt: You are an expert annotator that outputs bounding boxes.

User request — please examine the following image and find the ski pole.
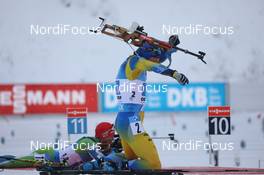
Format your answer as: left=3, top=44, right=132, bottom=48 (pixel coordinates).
left=151, top=133, right=175, bottom=141
left=114, top=133, right=174, bottom=141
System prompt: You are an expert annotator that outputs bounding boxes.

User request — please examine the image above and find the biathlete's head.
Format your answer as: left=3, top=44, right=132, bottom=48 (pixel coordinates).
left=135, top=35, right=180, bottom=67
left=95, top=122, right=115, bottom=154
left=95, top=122, right=115, bottom=141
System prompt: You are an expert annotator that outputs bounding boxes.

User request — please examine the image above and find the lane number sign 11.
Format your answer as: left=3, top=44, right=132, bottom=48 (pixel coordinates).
left=67, top=108, right=88, bottom=135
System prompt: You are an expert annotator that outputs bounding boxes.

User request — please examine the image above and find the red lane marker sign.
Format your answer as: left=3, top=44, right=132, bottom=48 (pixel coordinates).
left=208, top=106, right=231, bottom=116
left=67, top=108, right=88, bottom=117
left=208, top=106, right=231, bottom=135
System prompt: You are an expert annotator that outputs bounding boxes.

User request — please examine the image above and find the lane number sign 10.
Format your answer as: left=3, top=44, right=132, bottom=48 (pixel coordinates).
left=208, top=106, right=231, bottom=135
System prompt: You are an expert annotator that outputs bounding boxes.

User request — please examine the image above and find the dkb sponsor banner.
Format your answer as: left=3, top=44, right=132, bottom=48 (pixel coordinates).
left=99, top=82, right=226, bottom=112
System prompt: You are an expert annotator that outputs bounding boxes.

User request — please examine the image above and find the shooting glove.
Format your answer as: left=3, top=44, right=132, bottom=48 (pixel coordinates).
left=173, top=71, right=189, bottom=85
left=169, top=35, right=180, bottom=47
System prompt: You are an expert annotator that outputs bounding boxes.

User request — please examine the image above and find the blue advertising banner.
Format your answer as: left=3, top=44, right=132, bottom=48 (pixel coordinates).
left=99, top=82, right=226, bottom=112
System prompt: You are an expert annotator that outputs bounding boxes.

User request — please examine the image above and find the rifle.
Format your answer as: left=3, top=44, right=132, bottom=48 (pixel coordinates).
left=91, top=17, right=206, bottom=64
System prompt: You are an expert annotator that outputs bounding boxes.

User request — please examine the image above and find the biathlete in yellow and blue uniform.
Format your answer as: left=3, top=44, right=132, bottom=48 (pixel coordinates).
left=114, top=35, right=189, bottom=170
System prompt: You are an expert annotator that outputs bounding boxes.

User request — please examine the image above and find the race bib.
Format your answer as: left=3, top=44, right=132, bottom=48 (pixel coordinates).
left=115, top=79, right=146, bottom=105
left=129, top=115, right=144, bottom=135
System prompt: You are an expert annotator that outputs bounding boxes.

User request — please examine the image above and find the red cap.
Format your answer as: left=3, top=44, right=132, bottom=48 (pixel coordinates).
left=95, top=122, right=115, bottom=140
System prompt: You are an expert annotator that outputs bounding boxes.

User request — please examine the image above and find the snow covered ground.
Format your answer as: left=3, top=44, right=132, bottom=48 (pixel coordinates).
left=1, top=111, right=264, bottom=169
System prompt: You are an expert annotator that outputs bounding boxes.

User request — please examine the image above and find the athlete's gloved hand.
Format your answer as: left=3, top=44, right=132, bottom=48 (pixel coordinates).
left=169, top=35, right=180, bottom=47
left=173, top=71, right=189, bottom=85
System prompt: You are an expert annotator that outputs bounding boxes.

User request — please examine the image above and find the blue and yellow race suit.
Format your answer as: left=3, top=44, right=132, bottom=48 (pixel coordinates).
left=114, top=42, right=177, bottom=169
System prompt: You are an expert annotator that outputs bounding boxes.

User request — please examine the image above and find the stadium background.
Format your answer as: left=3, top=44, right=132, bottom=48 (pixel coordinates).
left=0, top=0, right=264, bottom=174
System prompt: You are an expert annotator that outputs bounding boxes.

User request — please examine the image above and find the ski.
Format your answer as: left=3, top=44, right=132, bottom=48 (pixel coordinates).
left=37, top=167, right=264, bottom=175
left=38, top=169, right=183, bottom=175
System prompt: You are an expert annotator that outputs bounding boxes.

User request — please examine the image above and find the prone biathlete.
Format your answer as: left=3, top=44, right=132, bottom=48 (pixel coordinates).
left=0, top=122, right=125, bottom=171
left=114, top=35, right=189, bottom=170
